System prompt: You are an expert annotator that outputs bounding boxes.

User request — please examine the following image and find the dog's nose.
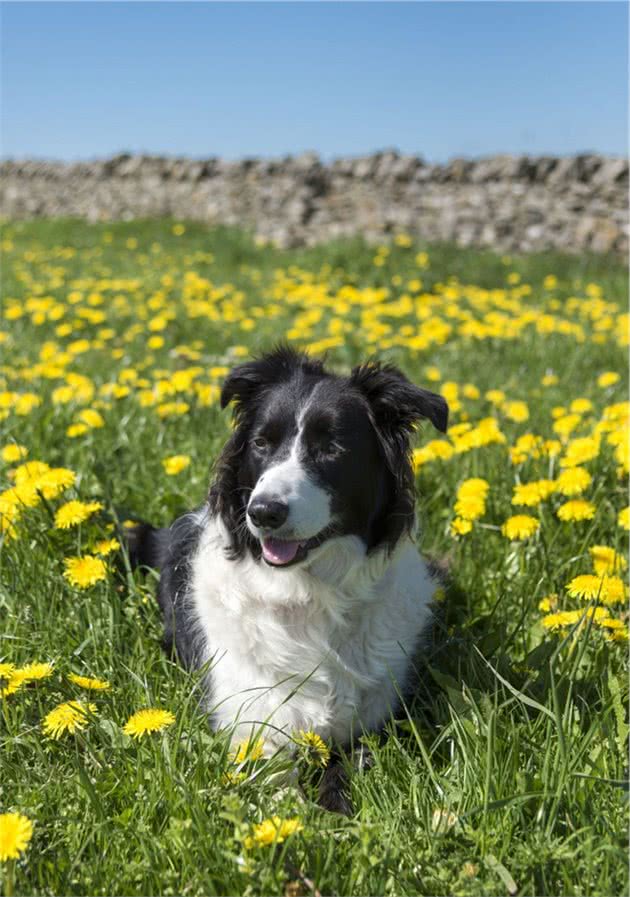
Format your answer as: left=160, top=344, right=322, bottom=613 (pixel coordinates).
left=247, top=498, right=289, bottom=530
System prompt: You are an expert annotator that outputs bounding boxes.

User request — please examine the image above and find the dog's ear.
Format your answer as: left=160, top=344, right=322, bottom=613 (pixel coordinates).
left=220, top=345, right=325, bottom=413
left=350, top=362, right=448, bottom=552
left=349, top=362, right=448, bottom=437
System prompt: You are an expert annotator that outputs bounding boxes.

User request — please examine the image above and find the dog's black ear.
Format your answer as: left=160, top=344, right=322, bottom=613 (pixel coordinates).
left=220, top=345, right=325, bottom=412
left=349, top=362, right=448, bottom=435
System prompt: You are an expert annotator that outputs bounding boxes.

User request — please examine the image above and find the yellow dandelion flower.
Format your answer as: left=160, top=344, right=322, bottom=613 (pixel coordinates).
left=570, top=398, right=593, bottom=415
left=92, top=538, right=120, bottom=557
left=554, top=467, right=592, bottom=496
left=244, top=816, right=303, bottom=850
left=123, top=708, right=175, bottom=738
left=63, top=555, right=107, bottom=588
left=542, top=607, right=608, bottom=630
left=618, top=507, right=630, bottom=530
left=157, top=401, right=189, bottom=418
left=35, top=467, right=76, bottom=499
left=66, top=423, right=89, bottom=439
left=0, top=663, right=20, bottom=697
left=454, top=494, right=486, bottom=521
left=77, top=408, right=105, bottom=428
left=538, top=593, right=558, bottom=613
left=68, top=673, right=111, bottom=691
left=503, top=400, right=529, bottom=423
left=566, top=574, right=626, bottom=605
left=589, top=546, right=627, bottom=576
left=1, top=661, right=52, bottom=697
left=501, top=515, right=539, bottom=541
left=294, top=730, right=331, bottom=767
left=54, top=500, right=103, bottom=530
left=450, top=517, right=473, bottom=537
left=596, top=617, right=626, bottom=631
left=162, top=454, right=191, bottom=476
left=13, top=662, right=54, bottom=684
left=13, top=461, right=50, bottom=485
left=42, top=700, right=96, bottom=738
left=232, top=737, right=265, bottom=763
left=511, top=480, right=555, bottom=507
left=560, top=437, right=600, bottom=468
left=597, top=371, right=620, bottom=388
left=557, top=500, right=596, bottom=522
left=1, top=444, right=28, bottom=464
left=0, top=812, right=33, bottom=862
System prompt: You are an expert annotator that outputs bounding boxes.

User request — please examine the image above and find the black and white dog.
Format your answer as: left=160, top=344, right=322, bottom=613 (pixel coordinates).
left=131, top=346, right=448, bottom=812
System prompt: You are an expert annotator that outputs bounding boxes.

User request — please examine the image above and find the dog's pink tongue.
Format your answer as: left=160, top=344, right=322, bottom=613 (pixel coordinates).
left=261, top=537, right=301, bottom=565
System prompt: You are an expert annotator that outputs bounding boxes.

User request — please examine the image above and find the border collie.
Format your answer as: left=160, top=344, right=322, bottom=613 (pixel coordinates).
left=130, top=346, right=448, bottom=813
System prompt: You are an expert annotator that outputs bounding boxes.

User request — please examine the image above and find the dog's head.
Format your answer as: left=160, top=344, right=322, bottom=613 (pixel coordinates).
left=209, top=346, right=448, bottom=568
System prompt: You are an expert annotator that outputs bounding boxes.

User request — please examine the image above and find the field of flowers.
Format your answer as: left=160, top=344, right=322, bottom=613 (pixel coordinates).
left=0, top=219, right=628, bottom=897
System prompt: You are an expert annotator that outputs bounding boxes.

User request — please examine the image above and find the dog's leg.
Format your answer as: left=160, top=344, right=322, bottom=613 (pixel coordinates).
left=317, top=752, right=353, bottom=816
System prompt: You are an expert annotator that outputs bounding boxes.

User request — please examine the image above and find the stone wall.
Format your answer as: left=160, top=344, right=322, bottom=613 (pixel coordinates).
left=1, top=151, right=627, bottom=253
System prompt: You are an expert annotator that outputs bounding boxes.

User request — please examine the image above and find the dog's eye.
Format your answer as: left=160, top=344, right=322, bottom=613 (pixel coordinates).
left=319, top=441, right=341, bottom=457
left=253, top=436, right=268, bottom=450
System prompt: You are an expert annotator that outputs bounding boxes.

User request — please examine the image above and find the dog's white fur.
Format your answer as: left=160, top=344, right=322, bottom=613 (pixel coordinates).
left=248, top=433, right=332, bottom=541
left=191, top=508, right=435, bottom=752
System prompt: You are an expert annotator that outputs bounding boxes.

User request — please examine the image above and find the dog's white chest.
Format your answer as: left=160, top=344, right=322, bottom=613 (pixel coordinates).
left=190, top=519, right=435, bottom=750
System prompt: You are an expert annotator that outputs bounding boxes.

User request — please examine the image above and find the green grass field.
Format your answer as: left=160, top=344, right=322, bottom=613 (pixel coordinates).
left=1, top=220, right=628, bottom=897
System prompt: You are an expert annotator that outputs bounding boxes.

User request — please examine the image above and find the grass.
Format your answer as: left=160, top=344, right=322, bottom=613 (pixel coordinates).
left=0, top=219, right=628, bottom=897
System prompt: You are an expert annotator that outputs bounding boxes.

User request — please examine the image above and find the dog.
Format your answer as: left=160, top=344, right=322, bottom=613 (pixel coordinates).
left=129, top=346, right=448, bottom=813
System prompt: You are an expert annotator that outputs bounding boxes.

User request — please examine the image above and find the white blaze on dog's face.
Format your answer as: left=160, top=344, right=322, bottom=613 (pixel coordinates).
left=246, top=415, right=333, bottom=565
left=213, top=348, right=449, bottom=569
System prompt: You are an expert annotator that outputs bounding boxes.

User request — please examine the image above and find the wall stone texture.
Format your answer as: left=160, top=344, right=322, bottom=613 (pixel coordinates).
left=1, top=151, right=628, bottom=254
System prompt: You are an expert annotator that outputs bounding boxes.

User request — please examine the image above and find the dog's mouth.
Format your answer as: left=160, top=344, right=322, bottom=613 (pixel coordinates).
left=260, top=529, right=331, bottom=568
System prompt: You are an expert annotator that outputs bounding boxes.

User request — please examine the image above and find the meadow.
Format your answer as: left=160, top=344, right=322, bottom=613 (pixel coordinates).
left=0, top=219, right=628, bottom=897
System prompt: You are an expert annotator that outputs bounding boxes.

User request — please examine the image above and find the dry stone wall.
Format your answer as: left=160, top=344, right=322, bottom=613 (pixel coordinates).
left=1, top=151, right=627, bottom=254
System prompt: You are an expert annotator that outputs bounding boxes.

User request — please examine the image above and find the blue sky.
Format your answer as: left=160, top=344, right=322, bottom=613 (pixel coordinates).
left=1, top=2, right=627, bottom=161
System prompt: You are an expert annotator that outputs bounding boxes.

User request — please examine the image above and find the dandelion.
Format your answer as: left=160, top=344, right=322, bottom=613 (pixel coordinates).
left=92, top=538, right=120, bottom=557
left=244, top=816, right=303, bottom=850
left=542, top=607, right=608, bottom=630
left=560, top=437, right=600, bottom=468
left=511, top=480, right=555, bottom=507
left=13, top=461, right=50, bottom=485
left=63, top=555, right=107, bottom=588
left=162, top=454, right=191, bottom=476
left=454, top=494, right=485, bottom=520
left=503, top=400, right=529, bottom=423
left=232, top=737, right=265, bottom=763
left=538, top=593, right=558, bottom=613
left=123, top=708, right=175, bottom=738
left=454, top=478, right=489, bottom=521
left=294, top=730, right=330, bottom=767
left=502, top=515, right=539, bottom=541
left=566, top=574, right=626, bottom=606
left=77, top=408, right=104, bottom=428
left=68, top=673, right=111, bottom=690
left=554, top=467, right=592, bottom=496
left=54, top=500, right=103, bottom=529
left=450, top=517, right=472, bottom=537
left=0, top=812, right=33, bottom=862
left=597, top=372, right=620, bottom=388
left=35, top=467, right=76, bottom=499
left=66, top=423, right=89, bottom=439
left=618, top=506, right=630, bottom=530
left=0, top=663, right=20, bottom=697
left=0, top=661, right=52, bottom=696
left=557, top=500, right=596, bottom=522
left=589, top=546, right=627, bottom=576
left=1, top=444, right=28, bottom=464
left=42, top=700, right=96, bottom=738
